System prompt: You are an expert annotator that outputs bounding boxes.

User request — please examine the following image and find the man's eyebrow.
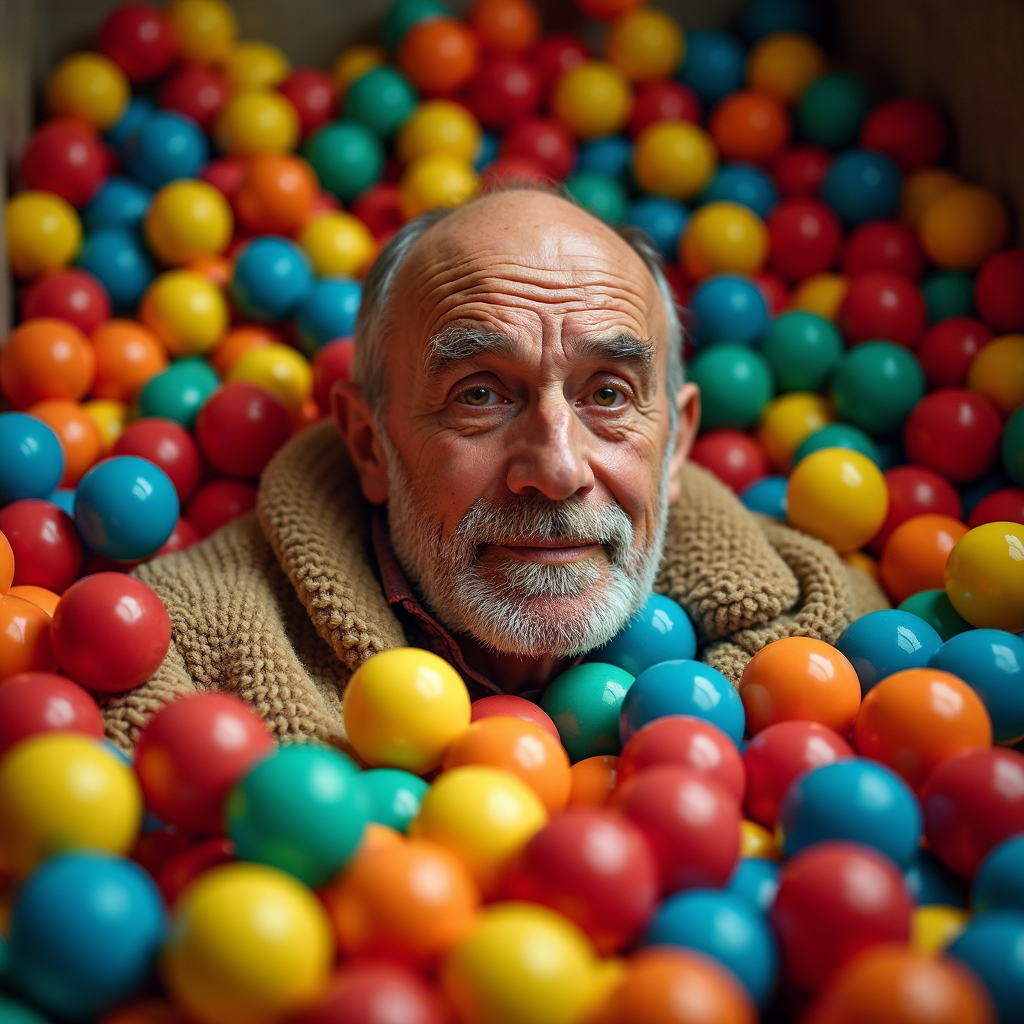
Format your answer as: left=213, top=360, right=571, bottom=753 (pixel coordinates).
left=572, top=333, right=656, bottom=388
left=424, top=323, right=517, bottom=379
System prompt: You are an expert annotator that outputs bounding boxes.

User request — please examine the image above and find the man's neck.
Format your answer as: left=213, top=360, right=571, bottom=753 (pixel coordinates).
left=454, top=632, right=572, bottom=695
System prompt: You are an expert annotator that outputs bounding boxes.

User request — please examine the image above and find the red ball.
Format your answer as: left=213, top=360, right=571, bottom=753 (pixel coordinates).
left=753, top=269, right=791, bottom=316
left=312, top=338, right=354, bottom=415
left=767, top=198, right=843, bottom=282
left=134, top=692, right=274, bottom=835
left=21, top=121, right=108, bottom=208
left=351, top=183, right=404, bottom=238
left=153, top=516, right=202, bottom=557
left=840, top=220, right=924, bottom=282
left=974, top=249, right=1024, bottom=333
left=200, top=157, right=248, bottom=201
left=920, top=747, right=1024, bottom=878
left=838, top=271, right=927, bottom=348
left=770, top=841, right=912, bottom=992
left=157, top=837, right=235, bottom=907
left=0, top=499, right=82, bottom=594
left=611, top=764, right=741, bottom=893
left=111, top=418, right=203, bottom=504
left=504, top=808, right=660, bottom=953
left=869, top=465, right=963, bottom=555
left=470, top=694, right=560, bottom=742
left=534, top=33, right=590, bottom=88
left=277, top=67, right=337, bottom=139
left=185, top=480, right=258, bottom=538
left=160, top=64, right=231, bottom=132
left=967, top=487, right=1024, bottom=528
left=772, top=145, right=831, bottom=199
left=617, top=715, right=745, bottom=802
left=0, top=671, right=104, bottom=755
left=916, top=316, right=995, bottom=390
left=903, top=389, right=1003, bottom=483
left=51, top=572, right=172, bottom=693
left=742, top=720, right=853, bottom=828
left=21, top=269, right=111, bottom=334
left=690, top=430, right=770, bottom=493
left=130, top=828, right=194, bottom=879
left=194, top=382, right=292, bottom=479
left=98, top=2, right=179, bottom=83
left=859, top=98, right=947, bottom=173
left=628, top=81, right=702, bottom=137
left=467, top=56, right=543, bottom=130
left=501, top=117, right=577, bottom=181
left=480, top=155, right=550, bottom=191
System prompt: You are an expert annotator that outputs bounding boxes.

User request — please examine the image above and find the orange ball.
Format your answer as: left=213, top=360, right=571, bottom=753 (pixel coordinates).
left=0, top=593, right=57, bottom=682
left=918, top=186, right=1009, bottom=271
left=90, top=320, right=169, bottom=403
left=879, top=514, right=969, bottom=605
left=398, top=18, right=480, bottom=97
left=0, top=530, right=13, bottom=595
left=0, top=318, right=95, bottom=409
left=853, top=668, right=992, bottom=793
left=441, top=716, right=572, bottom=815
left=568, top=754, right=618, bottom=808
left=209, top=325, right=279, bottom=377
left=739, top=636, right=862, bottom=736
left=321, top=838, right=480, bottom=967
left=467, top=0, right=540, bottom=54
left=26, top=399, right=104, bottom=487
left=233, top=154, right=318, bottom=235
left=185, top=253, right=233, bottom=288
left=8, top=585, right=61, bottom=618
left=708, top=90, right=791, bottom=165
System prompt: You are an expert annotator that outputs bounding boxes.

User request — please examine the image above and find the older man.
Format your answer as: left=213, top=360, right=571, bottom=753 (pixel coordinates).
left=103, top=190, right=886, bottom=750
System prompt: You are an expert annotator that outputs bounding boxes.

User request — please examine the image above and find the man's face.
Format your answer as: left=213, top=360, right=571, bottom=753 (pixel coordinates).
left=339, top=192, right=699, bottom=659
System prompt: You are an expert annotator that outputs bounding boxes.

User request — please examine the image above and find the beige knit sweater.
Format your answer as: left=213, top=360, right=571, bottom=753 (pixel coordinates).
left=101, top=421, right=888, bottom=751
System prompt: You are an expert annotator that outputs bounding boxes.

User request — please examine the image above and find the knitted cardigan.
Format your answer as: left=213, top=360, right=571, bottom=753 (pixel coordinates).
left=101, top=421, right=888, bottom=751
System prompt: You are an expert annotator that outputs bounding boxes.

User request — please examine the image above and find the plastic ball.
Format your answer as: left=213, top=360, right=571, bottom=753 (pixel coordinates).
left=223, top=40, right=289, bottom=90
left=605, top=8, right=684, bottom=84
left=295, top=277, right=362, bottom=354
left=1005, top=406, right=1024, bottom=484
left=551, top=61, right=633, bottom=142
left=0, top=413, right=65, bottom=504
left=6, top=190, right=82, bottom=279
left=397, top=17, right=480, bottom=97
left=21, top=120, right=107, bottom=209
left=904, top=389, right=1002, bottom=483
left=166, top=0, right=236, bottom=63
left=728, top=857, right=780, bottom=914
left=0, top=671, right=102, bottom=757
left=709, top=90, right=791, bottom=166
left=137, top=359, right=218, bottom=430
left=898, top=588, right=971, bottom=643
left=791, top=271, right=848, bottom=320
left=766, top=197, right=842, bottom=281
left=839, top=271, right=927, bottom=349
left=215, top=88, right=300, bottom=156
left=193, top=382, right=290, bottom=478
left=230, top=236, right=313, bottom=323
left=904, top=848, right=968, bottom=909
left=20, top=271, right=106, bottom=340
left=973, top=835, right=1024, bottom=914
left=859, top=96, right=946, bottom=173
left=395, top=101, right=479, bottom=168
left=1, top=318, right=94, bottom=411
left=46, top=52, right=129, bottom=130
left=901, top=167, right=962, bottom=223
left=588, top=593, right=697, bottom=677
left=687, top=345, right=774, bottom=430
left=467, top=57, right=543, bottom=131
left=159, top=64, right=230, bottom=132
left=0, top=592, right=58, bottom=681
left=773, top=143, right=831, bottom=198
left=185, top=479, right=258, bottom=537
left=123, top=111, right=207, bottom=189
left=399, top=153, right=478, bottom=218
left=356, top=768, right=430, bottom=833
left=702, top=163, right=779, bottom=219
left=919, top=186, right=1009, bottom=270
left=624, top=197, right=688, bottom=261
left=628, top=80, right=701, bottom=137
left=680, top=201, right=768, bottom=280
left=754, top=312, right=837, bottom=393
left=564, top=171, right=628, bottom=223
left=82, top=175, right=152, bottom=232
left=741, top=475, right=788, bottom=519
left=945, top=522, right=1024, bottom=632
left=276, top=67, right=335, bottom=140
left=797, top=71, right=872, bottom=150
left=303, top=121, right=384, bottom=202
left=568, top=754, right=618, bottom=808
left=689, top=274, right=770, bottom=348
left=533, top=32, right=590, bottom=87
left=746, top=31, right=826, bottom=104
left=833, top=608, right=942, bottom=696
left=343, top=65, right=418, bottom=141
left=878, top=514, right=968, bottom=604
left=947, top=914, right=1024, bottom=1024
left=690, top=430, right=769, bottom=493
left=310, top=337, right=354, bottom=413
left=143, top=179, right=232, bottom=267
left=922, top=270, right=976, bottom=322
left=89, top=321, right=165, bottom=404
left=759, top=393, right=835, bottom=473
left=297, top=215, right=374, bottom=281
left=793, top=423, right=880, bottom=468
left=975, top=249, right=1024, bottom=332
left=1, top=528, right=16, bottom=592
left=139, top=270, right=227, bottom=357
left=25, top=399, right=100, bottom=486
left=822, top=149, right=901, bottom=226
left=871, top=465, right=962, bottom=555
left=0, top=499, right=80, bottom=593
left=679, top=28, right=744, bottom=105
left=967, top=333, right=1024, bottom=417
left=75, top=225, right=155, bottom=311
left=911, top=904, right=971, bottom=956
left=842, top=220, right=925, bottom=280
left=830, top=341, right=926, bottom=437
left=98, top=3, right=177, bottom=83
left=467, top=0, right=539, bottom=53
left=918, top=316, right=994, bottom=389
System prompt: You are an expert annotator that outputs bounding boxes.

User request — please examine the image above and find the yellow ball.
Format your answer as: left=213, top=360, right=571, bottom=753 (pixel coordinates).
left=967, top=334, right=1024, bottom=417
left=397, top=100, right=483, bottom=165
left=6, top=191, right=82, bottom=278
left=412, top=767, right=547, bottom=897
left=632, top=120, right=717, bottom=201
left=791, top=273, right=848, bottom=321
left=0, top=733, right=142, bottom=877
left=225, top=40, right=292, bottom=90
left=140, top=270, right=228, bottom=356
left=550, top=61, right=634, bottom=142
left=144, top=179, right=234, bottom=266
left=740, top=820, right=778, bottom=859
left=441, top=902, right=603, bottom=1024
left=215, top=89, right=300, bottom=157
left=167, top=0, right=238, bottom=65
left=605, top=9, right=685, bottom=84
left=226, top=343, right=312, bottom=415
left=298, top=211, right=377, bottom=278
left=746, top=32, right=827, bottom=104
left=343, top=647, right=471, bottom=774
left=945, top=522, right=1024, bottom=633
left=787, top=447, right=889, bottom=554
left=845, top=550, right=880, bottom=580
left=399, top=155, right=479, bottom=220
left=46, top=51, right=129, bottom=130
left=161, top=862, right=334, bottom=1024
left=332, top=44, right=388, bottom=95
left=680, top=201, right=769, bottom=281
left=84, top=398, right=130, bottom=450
left=911, top=905, right=969, bottom=956
left=756, top=392, right=834, bottom=472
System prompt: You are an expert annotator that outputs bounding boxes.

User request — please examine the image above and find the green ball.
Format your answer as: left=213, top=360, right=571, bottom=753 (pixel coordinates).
left=797, top=71, right=872, bottom=149
left=541, top=663, right=635, bottom=763
left=344, top=66, right=418, bottom=141
left=0, top=997, right=50, bottom=1024
left=226, top=744, right=367, bottom=889
left=138, top=357, right=219, bottom=428
left=829, top=341, right=925, bottom=437
left=758, top=310, right=843, bottom=392
left=565, top=171, right=629, bottom=224
left=357, top=768, right=429, bottom=833
left=381, top=0, right=449, bottom=52
left=898, top=589, right=972, bottom=642
left=921, top=271, right=975, bottom=323
left=1003, top=404, right=1024, bottom=485
left=689, top=344, right=775, bottom=430
left=304, top=121, right=385, bottom=203
left=793, top=423, right=882, bottom=466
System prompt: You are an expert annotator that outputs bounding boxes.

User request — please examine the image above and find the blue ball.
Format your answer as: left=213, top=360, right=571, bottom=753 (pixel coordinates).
left=835, top=609, right=943, bottom=694
left=621, top=660, right=745, bottom=746
left=74, top=456, right=179, bottom=561
left=82, top=176, right=152, bottom=231
left=702, top=164, right=779, bottom=219
left=740, top=476, right=788, bottom=520
left=75, top=227, right=156, bottom=311
left=577, top=135, right=633, bottom=182
left=0, top=413, right=65, bottom=504
left=231, top=236, right=315, bottom=323
left=974, top=836, right=1024, bottom=915
left=821, top=149, right=901, bottom=226
left=948, top=912, right=1024, bottom=1024
left=644, top=889, right=779, bottom=1006
left=124, top=111, right=208, bottom=188
left=474, top=131, right=500, bottom=172
left=625, top=197, right=689, bottom=261
left=793, top=424, right=882, bottom=467
left=690, top=274, right=771, bottom=347
left=742, top=0, right=821, bottom=40
left=358, top=768, right=431, bottom=833
left=778, top=758, right=922, bottom=867
left=48, top=489, right=77, bottom=517
left=296, top=276, right=363, bottom=354
left=679, top=29, right=745, bottom=105
left=9, top=853, right=166, bottom=1022
left=929, top=629, right=1024, bottom=744
left=591, top=593, right=697, bottom=677
left=727, top=858, right=780, bottom=914
left=903, top=849, right=967, bottom=908
left=105, top=96, right=154, bottom=152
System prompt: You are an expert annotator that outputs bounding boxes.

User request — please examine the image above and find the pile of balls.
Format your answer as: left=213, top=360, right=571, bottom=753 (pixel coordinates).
left=2, top=0, right=1024, bottom=1020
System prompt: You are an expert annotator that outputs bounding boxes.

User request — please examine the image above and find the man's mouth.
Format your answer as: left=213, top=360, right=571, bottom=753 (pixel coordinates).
left=486, top=540, right=603, bottom=564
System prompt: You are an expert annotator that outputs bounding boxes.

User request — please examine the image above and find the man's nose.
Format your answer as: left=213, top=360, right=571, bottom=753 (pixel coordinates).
left=505, top=394, right=595, bottom=501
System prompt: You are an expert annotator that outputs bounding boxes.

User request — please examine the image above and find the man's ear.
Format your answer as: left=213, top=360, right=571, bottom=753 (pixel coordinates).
left=667, top=381, right=701, bottom=506
left=332, top=379, right=389, bottom=505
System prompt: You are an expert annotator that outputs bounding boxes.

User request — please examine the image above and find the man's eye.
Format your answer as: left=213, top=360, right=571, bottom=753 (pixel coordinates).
left=592, top=386, right=625, bottom=408
left=459, top=387, right=497, bottom=406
